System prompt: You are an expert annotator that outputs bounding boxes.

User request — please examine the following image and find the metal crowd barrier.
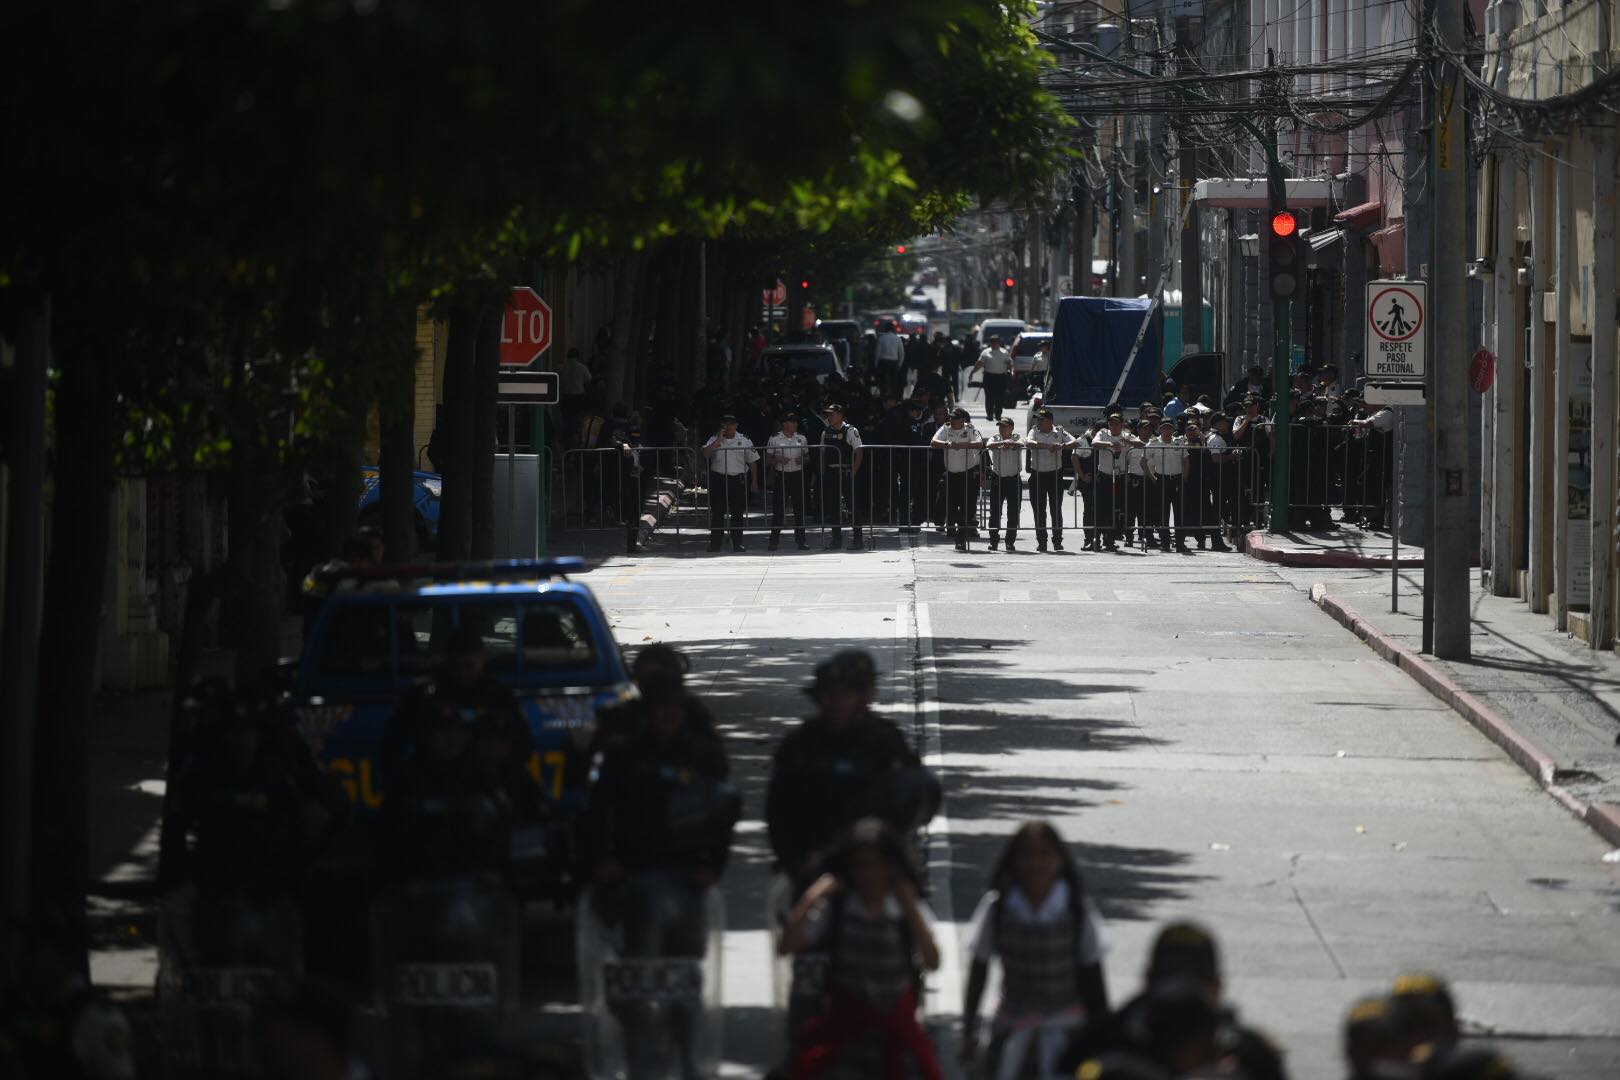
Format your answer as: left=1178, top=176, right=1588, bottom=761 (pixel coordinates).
left=553, top=427, right=1402, bottom=549
left=560, top=445, right=701, bottom=532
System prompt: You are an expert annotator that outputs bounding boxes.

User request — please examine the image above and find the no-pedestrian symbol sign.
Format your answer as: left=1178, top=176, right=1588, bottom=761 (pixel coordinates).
left=1365, top=280, right=1426, bottom=379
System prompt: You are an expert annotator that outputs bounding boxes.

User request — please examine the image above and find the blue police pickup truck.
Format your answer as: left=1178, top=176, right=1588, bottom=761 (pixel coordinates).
left=288, top=558, right=632, bottom=893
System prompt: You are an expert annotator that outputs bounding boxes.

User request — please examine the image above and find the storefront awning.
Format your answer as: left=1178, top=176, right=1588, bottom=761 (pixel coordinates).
left=1334, top=200, right=1383, bottom=228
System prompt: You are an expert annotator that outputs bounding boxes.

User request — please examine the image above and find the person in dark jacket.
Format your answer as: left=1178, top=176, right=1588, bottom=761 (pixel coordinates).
left=383, top=623, right=531, bottom=786
left=765, top=651, right=936, bottom=894
left=1061, top=921, right=1288, bottom=1080
left=584, top=669, right=739, bottom=910
left=583, top=669, right=739, bottom=1080
left=381, top=696, right=545, bottom=885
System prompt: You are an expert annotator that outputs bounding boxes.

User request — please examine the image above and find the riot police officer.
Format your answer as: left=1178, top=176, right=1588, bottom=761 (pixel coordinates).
left=765, top=651, right=938, bottom=895
left=383, top=623, right=532, bottom=785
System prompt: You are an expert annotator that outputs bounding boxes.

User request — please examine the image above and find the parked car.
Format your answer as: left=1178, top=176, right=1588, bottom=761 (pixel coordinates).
left=1011, top=330, right=1053, bottom=378
left=977, top=317, right=1026, bottom=351
left=761, top=343, right=844, bottom=384
left=358, top=466, right=441, bottom=552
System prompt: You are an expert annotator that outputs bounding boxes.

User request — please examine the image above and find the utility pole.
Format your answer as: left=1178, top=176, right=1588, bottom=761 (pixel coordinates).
left=1429, top=0, right=1470, bottom=659
left=2, top=297, right=48, bottom=981
left=1177, top=14, right=1203, bottom=356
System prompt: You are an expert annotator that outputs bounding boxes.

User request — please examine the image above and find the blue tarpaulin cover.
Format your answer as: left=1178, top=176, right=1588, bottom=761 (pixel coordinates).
left=1046, top=297, right=1162, bottom=408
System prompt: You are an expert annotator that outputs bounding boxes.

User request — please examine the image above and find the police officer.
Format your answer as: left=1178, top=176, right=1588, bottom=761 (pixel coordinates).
left=985, top=417, right=1024, bottom=551
left=1088, top=412, right=1143, bottom=551
left=971, top=335, right=1014, bottom=422
left=384, top=623, right=532, bottom=785
left=765, top=651, right=935, bottom=895
left=817, top=404, right=866, bottom=550
left=584, top=668, right=739, bottom=913
left=932, top=406, right=985, bottom=552
left=161, top=687, right=348, bottom=896
left=703, top=413, right=761, bottom=552
left=381, top=680, right=545, bottom=885
left=613, top=420, right=649, bottom=554
left=1142, top=417, right=1190, bottom=552
left=1024, top=408, right=1076, bottom=553
left=766, top=414, right=811, bottom=550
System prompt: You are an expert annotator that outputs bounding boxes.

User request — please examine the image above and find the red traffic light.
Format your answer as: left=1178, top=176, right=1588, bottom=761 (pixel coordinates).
left=1271, top=211, right=1298, bottom=238
left=896, top=244, right=907, bottom=254
left=800, top=279, right=811, bottom=290
left=1004, top=277, right=1017, bottom=288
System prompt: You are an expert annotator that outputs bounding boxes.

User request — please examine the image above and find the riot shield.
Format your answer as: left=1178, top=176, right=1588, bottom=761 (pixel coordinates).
left=371, top=877, right=521, bottom=1080
left=577, top=875, right=724, bottom=1080
left=158, top=884, right=302, bottom=1079
left=764, top=873, right=833, bottom=1063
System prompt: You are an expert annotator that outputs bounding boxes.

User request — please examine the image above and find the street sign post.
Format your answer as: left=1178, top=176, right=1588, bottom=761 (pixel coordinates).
left=496, top=370, right=561, bottom=404
left=1365, top=281, right=1427, bottom=379
left=496, top=369, right=559, bottom=558
left=499, top=286, right=553, bottom=367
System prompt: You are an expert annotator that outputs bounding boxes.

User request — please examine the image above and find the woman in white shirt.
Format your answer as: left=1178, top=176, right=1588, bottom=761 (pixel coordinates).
left=961, top=821, right=1110, bottom=1080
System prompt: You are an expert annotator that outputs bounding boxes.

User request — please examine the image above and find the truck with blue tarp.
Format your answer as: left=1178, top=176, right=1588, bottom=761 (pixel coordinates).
left=1037, top=296, right=1164, bottom=435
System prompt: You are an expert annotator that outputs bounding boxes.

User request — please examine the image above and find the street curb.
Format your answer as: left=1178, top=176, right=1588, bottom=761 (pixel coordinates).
left=1309, top=584, right=1620, bottom=849
left=1245, top=529, right=1424, bottom=569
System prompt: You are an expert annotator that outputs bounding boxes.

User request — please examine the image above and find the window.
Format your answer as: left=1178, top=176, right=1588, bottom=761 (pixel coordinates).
left=460, top=604, right=521, bottom=673
left=519, top=602, right=596, bottom=671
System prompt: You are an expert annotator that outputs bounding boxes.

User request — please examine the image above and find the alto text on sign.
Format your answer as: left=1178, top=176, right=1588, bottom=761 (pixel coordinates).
left=499, top=286, right=553, bottom=366
left=1365, top=281, right=1426, bottom=379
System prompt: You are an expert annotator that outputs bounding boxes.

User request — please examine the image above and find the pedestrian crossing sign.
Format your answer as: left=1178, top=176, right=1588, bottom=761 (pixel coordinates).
left=1366, top=281, right=1426, bottom=379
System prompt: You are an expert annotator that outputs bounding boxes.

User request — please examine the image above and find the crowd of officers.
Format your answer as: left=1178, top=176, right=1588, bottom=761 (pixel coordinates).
left=670, top=335, right=1399, bottom=554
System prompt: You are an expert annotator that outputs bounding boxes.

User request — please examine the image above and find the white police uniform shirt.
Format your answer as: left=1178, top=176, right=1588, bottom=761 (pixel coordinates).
left=1367, top=406, right=1396, bottom=433
left=978, top=347, right=1013, bottom=375
left=766, top=432, right=808, bottom=472
left=1205, top=430, right=1229, bottom=452
left=987, top=432, right=1024, bottom=477
left=1088, top=430, right=1131, bottom=476
left=704, top=432, right=758, bottom=476
left=1143, top=436, right=1186, bottom=479
left=1025, top=427, right=1075, bottom=473
left=933, top=423, right=983, bottom=473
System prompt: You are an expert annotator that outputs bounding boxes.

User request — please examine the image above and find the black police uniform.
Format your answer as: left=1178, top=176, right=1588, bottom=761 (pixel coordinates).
left=765, top=709, right=922, bottom=890
left=384, top=669, right=532, bottom=786
left=818, top=420, right=865, bottom=547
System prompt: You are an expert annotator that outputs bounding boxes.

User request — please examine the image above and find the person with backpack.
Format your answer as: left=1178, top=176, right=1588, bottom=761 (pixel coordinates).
left=779, top=818, right=942, bottom=1080
left=960, top=821, right=1110, bottom=1080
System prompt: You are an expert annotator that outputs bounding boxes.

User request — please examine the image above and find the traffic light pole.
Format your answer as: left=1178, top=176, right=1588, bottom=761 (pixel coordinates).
left=1264, top=113, right=1293, bottom=534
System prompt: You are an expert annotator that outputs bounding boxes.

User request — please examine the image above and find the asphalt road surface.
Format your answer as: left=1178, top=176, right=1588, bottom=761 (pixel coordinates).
left=583, top=532, right=1620, bottom=1079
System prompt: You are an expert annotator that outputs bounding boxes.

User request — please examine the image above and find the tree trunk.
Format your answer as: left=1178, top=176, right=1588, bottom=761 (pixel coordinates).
left=436, top=301, right=478, bottom=561
left=470, top=302, right=501, bottom=559
left=223, top=451, right=287, bottom=686
left=379, top=394, right=418, bottom=563
left=379, top=303, right=420, bottom=562
left=605, top=251, right=645, bottom=408
left=30, top=340, right=115, bottom=966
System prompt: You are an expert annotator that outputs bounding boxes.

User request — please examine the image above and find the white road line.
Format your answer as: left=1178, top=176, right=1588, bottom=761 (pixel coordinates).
left=912, top=600, right=964, bottom=1065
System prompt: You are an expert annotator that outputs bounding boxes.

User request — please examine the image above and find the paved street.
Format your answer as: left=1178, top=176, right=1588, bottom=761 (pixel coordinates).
left=582, top=537, right=1620, bottom=1079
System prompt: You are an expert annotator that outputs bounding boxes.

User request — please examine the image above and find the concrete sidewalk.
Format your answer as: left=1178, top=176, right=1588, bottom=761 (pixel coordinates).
left=1244, top=526, right=1424, bottom=569
left=1266, top=558, right=1620, bottom=847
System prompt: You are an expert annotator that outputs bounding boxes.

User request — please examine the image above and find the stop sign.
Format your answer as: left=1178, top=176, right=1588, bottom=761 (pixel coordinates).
left=499, top=287, right=553, bottom=366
